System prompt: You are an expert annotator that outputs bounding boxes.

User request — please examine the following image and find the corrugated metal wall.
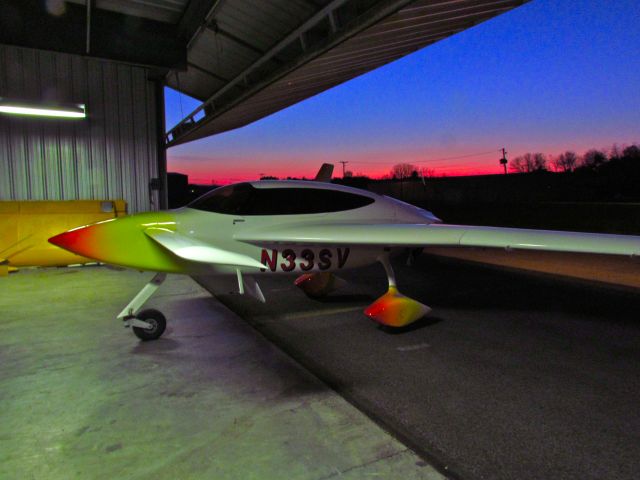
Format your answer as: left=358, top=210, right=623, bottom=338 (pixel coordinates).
left=0, top=44, right=159, bottom=213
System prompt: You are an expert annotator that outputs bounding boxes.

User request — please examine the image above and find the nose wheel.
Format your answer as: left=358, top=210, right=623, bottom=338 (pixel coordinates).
left=130, top=309, right=167, bottom=341
left=117, top=273, right=168, bottom=341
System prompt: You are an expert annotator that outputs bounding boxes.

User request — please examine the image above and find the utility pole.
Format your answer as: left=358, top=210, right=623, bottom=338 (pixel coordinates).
left=499, top=148, right=508, bottom=174
left=339, top=161, right=349, bottom=178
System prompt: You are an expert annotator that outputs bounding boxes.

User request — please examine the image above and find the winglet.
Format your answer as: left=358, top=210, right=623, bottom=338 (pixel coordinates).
left=314, top=163, right=334, bottom=182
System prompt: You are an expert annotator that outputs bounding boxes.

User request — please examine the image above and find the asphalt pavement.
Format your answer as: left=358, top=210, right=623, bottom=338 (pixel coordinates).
left=196, top=254, right=640, bottom=480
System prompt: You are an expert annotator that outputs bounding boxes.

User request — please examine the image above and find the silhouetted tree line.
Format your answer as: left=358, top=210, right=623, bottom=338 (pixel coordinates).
left=368, top=143, right=639, bottom=182
left=509, top=143, right=640, bottom=174
left=389, top=163, right=435, bottom=180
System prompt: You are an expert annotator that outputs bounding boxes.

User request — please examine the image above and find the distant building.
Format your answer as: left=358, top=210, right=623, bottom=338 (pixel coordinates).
left=168, top=172, right=219, bottom=208
left=168, top=173, right=189, bottom=208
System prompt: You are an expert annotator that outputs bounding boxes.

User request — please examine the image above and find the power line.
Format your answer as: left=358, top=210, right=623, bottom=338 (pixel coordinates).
left=175, top=71, right=185, bottom=120
left=500, top=147, right=508, bottom=174
left=338, top=161, right=349, bottom=178
left=346, top=149, right=501, bottom=165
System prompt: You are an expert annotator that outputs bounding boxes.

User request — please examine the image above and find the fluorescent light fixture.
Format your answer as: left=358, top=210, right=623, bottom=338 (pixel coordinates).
left=0, top=98, right=86, bottom=119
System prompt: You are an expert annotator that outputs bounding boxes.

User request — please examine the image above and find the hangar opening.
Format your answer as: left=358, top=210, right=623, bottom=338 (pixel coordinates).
left=1, top=0, right=528, bottom=215
left=4, top=3, right=640, bottom=480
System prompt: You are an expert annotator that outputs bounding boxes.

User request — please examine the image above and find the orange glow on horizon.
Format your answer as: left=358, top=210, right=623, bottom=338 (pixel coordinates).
left=168, top=139, right=629, bottom=185
left=168, top=151, right=507, bottom=185
left=170, top=165, right=501, bottom=185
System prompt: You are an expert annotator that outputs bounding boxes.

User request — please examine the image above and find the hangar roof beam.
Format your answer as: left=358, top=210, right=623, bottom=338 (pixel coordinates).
left=165, top=0, right=529, bottom=146
left=0, top=0, right=530, bottom=145
left=165, top=0, right=420, bottom=145
left=0, top=0, right=186, bottom=69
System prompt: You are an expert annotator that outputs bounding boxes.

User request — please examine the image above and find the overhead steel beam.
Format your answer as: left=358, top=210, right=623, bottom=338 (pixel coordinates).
left=184, top=0, right=226, bottom=51
left=166, top=0, right=529, bottom=146
left=0, top=0, right=186, bottom=69
left=177, top=0, right=222, bottom=42
left=202, top=0, right=353, bottom=103
left=207, top=23, right=268, bottom=58
left=187, top=62, right=229, bottom=84
left=166, top=0, right=417, bottom=145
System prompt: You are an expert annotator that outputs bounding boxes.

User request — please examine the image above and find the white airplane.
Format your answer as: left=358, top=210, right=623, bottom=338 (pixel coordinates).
left=49, top=164, right=640, bottom=340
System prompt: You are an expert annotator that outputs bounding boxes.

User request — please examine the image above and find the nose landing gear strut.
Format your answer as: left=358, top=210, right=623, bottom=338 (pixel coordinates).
left=117, top=273, right=167, bottom=341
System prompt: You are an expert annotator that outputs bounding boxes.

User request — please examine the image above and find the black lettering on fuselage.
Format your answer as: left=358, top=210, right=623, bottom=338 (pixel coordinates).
left=337, top=248, right=350, bottom=269
left=259, top=248, right=350, bottom=272
left=281, top=249, right=296, bottom=272
left=300, top=249, right=314, bottom=271
left=261, top=249, right=278, bottom=272
left=318, top=249, right=332, bottom=270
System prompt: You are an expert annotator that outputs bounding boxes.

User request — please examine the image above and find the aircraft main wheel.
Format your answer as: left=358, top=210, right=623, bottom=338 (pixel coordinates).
left=132, top=309, right=166, bottom=341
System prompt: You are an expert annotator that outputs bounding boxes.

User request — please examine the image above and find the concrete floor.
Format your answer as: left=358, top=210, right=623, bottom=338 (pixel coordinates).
left=0, top=266, right=444, bottom=480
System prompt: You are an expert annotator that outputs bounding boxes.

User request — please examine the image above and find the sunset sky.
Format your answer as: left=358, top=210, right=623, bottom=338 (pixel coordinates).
left=165, top=0, right=640, bottom=185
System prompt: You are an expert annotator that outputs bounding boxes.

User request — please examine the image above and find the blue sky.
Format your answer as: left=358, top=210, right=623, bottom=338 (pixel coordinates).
left=165, top=0, right=640, bottom=183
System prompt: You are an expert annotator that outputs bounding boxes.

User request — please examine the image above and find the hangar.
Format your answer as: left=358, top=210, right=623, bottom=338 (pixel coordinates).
left=4, top=2, right=640, bottom=480
left=3, top=1, right=586, bottom=479
left=0, top=0, right=528, bottom=212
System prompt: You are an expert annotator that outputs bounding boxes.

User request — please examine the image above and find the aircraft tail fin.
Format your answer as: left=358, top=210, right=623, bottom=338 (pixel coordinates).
left=314, top=163, right=334, bottom=182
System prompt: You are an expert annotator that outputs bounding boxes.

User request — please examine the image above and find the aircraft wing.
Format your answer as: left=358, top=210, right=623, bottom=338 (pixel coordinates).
left=145, top=228, right=265, bottom=268
left=235, top=223, right=640, bottom=256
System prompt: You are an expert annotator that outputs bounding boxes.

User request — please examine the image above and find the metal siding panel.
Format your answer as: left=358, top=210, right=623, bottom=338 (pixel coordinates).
left=0, top=44, right=5, bottom=93
left=137, top=67, right=158, bottom=211
left=72, top=55, right=92, bottom=200
left=0, top=123, right=13, bottom=199
left=88, top=61, right=103, bottom=200
left=103, top=62, right=122, bottom=202
left=55, top=52, right=78, bottom=198
left=0, top=110, right=12, bottom=199
left=20, top=48, right=41, bottom=101
left=8, top=121, right=29, bottom=199
left=39, top=51, right=62, bottom=199
left=0, top=45, right=159, bottom=212
left=0, top=47, right=10, bottom=199
left=132, top=72, right=145, bottom=211
left=146, top=79, right=159, bottom=211
left=5, top=48, right=26, bottom=98
left=117, top=64, right=134, bottom=204
left=132, top=67, right=154, bottom=212
left=26, top=123, right=46, bottom=200
left=31, top=51, right=45, bottom=200
left=88, top=59, right=108, bottom=202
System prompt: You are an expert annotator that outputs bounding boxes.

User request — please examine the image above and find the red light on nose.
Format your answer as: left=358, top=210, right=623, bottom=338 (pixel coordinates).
left=49, top=225, right=96, bottom=256
left=49, top=232, right=73, bottom=250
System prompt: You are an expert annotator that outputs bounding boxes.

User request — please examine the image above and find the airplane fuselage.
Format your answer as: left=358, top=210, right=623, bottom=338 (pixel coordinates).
left=49, top=180, right=441, bottom=276
left=167, top=180, right=440, bottom=275
left=47, top=177, right=640, bottom=338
